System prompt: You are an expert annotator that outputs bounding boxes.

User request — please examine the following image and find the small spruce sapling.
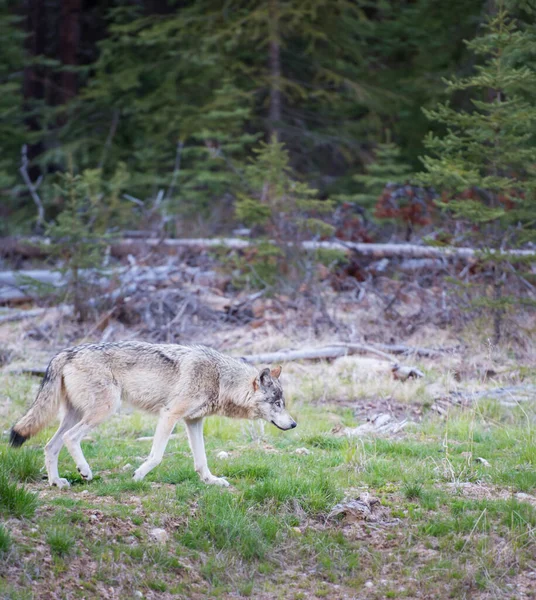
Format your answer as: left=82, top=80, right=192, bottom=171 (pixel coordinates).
left=45, top=167, right=112, bottom=321
left=234, top=136, right=333, bottom=290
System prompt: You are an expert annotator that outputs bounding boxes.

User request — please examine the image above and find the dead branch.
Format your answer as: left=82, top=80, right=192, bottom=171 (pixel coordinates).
left=0, top=305, right=72, bottom=325
left=241, top=343, right=398, bottom=365
left=19, top=145, right=45, bottom=230
left=98, top=109, right=120, bottom=170
left=372, top=343, right=448, bottom=358
left=166, top=140, right=184, bottom=200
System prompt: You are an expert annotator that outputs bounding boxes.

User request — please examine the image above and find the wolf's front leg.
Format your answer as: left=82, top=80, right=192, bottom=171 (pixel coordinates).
left=133, top=408, right=178, bottom=481
left=184, top=418, right=229, bottom=487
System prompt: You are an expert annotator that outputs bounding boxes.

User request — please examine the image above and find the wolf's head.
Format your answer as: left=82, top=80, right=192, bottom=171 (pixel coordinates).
left=252, top=366, right=297, bottom=431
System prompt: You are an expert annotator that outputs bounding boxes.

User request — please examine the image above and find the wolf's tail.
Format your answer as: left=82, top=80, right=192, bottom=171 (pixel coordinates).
left=9, top=352, right=69, bottom=447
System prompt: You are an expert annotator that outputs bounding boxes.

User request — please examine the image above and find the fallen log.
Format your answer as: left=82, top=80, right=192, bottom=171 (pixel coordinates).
left=0, top=265, right=181, bottom=303
left=242, top=342, right=445, bottom=364
left=242, top=343, right=397, bottom=365
left=0, top=305, right=73, bottom=324
left=372, top=343, right=449, bottom=358
left=1, top=236, right=535, bottom=261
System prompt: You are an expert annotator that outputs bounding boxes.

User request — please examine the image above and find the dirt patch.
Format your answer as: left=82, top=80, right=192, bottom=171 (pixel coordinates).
left=444, top=482, right=536, bottom=506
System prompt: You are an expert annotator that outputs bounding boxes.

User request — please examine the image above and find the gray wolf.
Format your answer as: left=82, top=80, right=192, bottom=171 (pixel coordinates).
left=9, top=342, right=296, bottom=488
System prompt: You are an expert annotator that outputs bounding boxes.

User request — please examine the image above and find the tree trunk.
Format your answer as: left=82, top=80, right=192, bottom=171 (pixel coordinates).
left=492, top=275, right=503, bottom=345
left=22, top=0, right=47, bottom=182
left=59, top=0, right=81, bottom=105
left=268, top=0, right=281, bottom=139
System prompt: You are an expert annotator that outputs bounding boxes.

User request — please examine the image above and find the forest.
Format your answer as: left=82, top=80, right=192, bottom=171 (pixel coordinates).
left=0, top=1, right=535, bottom=599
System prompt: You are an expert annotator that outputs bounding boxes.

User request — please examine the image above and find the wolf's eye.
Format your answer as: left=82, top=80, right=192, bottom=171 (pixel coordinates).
left=274, top=400, right=282, bottom=409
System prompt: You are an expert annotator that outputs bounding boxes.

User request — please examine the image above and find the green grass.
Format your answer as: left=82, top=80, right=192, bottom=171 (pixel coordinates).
left=0, top=524, right=11, bottom=554
left=0, top=447, right=43, bottom=482
left=0, top=361, right=535, bottom=598
left=0, top=471, right=38, bottom=518
left=46, top=527, right=76, bottom=557
left=179, top=490, right=280, bottom=560
left=403, top=480, right=424, bottom=500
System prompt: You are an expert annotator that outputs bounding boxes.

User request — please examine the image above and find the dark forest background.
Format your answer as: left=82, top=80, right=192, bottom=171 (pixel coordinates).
left=1, top=0, right=532, bottom=229
left=1, top=0, right=536, bottom=342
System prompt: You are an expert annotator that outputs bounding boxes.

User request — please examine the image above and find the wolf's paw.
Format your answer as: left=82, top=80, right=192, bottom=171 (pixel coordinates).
left=77, top=466, right=93, bottom=481
left=132, top=469, right=145, bottom=482
left=50, top=477, right=70, bottom=489
left=204, top=475, right=230, bottom=487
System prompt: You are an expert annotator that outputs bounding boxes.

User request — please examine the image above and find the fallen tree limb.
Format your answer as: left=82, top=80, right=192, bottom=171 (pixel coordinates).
left=372, top=343, right=450, bottom=358
left=2, top=236, right=535, bottom=261
left=241, top=342, right=444, bottom=364
left=242, top=343, right=397, bottom=365
left=0, top=265, right=180, bottom=303
left=0, top=306, right=73, bottom=325
left=435, top=384, right=536, bottom=408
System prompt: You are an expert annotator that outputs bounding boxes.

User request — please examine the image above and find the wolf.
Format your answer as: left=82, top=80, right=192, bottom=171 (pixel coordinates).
left=9, top=342, right=296, bottom=488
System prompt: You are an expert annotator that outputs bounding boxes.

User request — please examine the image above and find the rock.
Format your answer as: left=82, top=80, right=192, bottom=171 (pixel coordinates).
left=334, top=413, right=409, bottom=437
left=475, top=457, right=491, bottom=468
left=149, top=528, right=168, bottom=544
left=134, top=591, right=143, bottom=599
left=365, top=581, right=374, bottom=589
left=216, top=451, right=230, bottom=459
left=327, top=493, right=387, bottom=523
left=515, top=492, right=536, bottom=503
left=122, top=463, right=132, bottom=471
left=295, top=447, right=310, bottom=455
left=392, top=364, right=424, bottom=381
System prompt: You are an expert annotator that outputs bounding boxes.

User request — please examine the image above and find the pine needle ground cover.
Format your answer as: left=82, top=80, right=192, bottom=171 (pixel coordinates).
left=0, top=349, right=535, bottom=599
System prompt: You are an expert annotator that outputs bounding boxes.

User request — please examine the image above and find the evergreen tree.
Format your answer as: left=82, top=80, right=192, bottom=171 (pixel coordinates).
left=0, top=1, right=29, bottom=231
left=45, top=166, right=117, bottom=321
left=419, top=7, right=536, bottom=342
left=350, top=142, right=413, bottom=212
left=234, top=136, right=334, bottom=289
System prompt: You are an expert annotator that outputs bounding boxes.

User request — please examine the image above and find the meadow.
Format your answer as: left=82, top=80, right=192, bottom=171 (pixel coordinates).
left=1, top=347, right=535, bottom=600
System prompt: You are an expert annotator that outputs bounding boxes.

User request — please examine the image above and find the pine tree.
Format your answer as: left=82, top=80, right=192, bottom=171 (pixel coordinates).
left=45, top=166, right=113, bottom=321
left=0, top=1, right=29, bottom=232
left=419, top=6, right=536, bottom=342
left=351, top=142, right=413, bottom=211
left=234, top=136, right=334, bottom=289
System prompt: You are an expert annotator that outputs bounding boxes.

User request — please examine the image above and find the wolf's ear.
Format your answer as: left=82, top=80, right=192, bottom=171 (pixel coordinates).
left=253, top=367, right=271, bottom=391
left=259, top=367, right=271, bottom=388
left=270, top=365, right=282, bottom=379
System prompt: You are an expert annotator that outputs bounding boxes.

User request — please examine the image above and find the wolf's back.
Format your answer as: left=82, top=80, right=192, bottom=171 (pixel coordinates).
left=10, top=352, right=69, bottom=447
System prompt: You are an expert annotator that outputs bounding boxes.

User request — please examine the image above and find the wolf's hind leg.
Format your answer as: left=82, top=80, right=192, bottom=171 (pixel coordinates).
left=62, top=386, right=120, bottom=481
left=45, top=405, right=81, bottom=488
left=62, top=421, right=96, bottom=481
left=133, top=408, right=178, bottom=481
left=185, top=418, right=229, bottom=487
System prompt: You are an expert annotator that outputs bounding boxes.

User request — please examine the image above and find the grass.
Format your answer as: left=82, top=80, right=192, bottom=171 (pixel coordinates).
left=0, top=471, right=39, bottom=518
left=0, top=525, right=11, bottom=554
left=0, top=354, right=535, bottom=598
left=0, top=447, right=43, bottom=482
left=46, top=527, right=76, bottom=557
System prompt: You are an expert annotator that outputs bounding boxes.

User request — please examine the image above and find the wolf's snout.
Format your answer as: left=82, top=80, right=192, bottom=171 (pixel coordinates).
left=271, top=418, right=297, bottom=431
